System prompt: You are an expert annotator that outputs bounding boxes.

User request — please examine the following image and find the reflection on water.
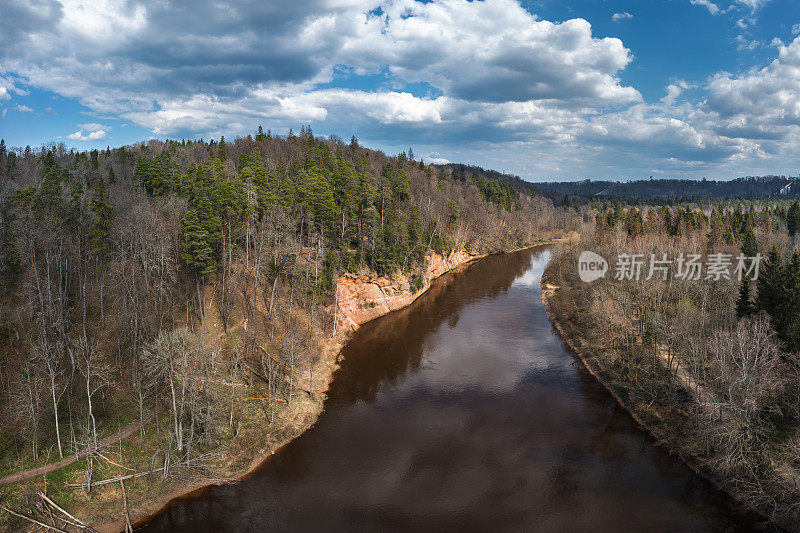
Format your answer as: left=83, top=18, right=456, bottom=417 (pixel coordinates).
left=139, top=247, right=771, bottom=532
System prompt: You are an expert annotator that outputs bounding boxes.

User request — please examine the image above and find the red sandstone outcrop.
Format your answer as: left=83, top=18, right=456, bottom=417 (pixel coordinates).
left=334, top=250, right=478, bottom=331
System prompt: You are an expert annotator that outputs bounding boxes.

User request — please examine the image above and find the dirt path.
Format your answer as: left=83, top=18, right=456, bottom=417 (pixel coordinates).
left=0, top=409, right=161, bottom=487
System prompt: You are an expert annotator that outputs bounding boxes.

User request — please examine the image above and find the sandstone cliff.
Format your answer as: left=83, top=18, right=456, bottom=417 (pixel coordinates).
left=334, top=250, right=478, bottom=331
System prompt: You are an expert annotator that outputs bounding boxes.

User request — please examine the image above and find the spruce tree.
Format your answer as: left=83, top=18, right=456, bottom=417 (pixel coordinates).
left=34, top=150, right=64, bottom=214
left=736, top=278, right=753, bottom=318
left=0, top=139, right=5, bottom=179
left=788, top=201, right=800, bottom=237
left=741, top=220, right=758, bottom=260
left=88, top=173, right=114, bottom=265
left=756, top=245, right=784, bottom=318
left=761, top=208, right=773, bottom=234
left=68, top=181, right=84, bottom=224
left=218, top=136, right=228, bottom=162
left=782, top=251, right=800, bottom=351
left=4, top=150, right=14, bottom=178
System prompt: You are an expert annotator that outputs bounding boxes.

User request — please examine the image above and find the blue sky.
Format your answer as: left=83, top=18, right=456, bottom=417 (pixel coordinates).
left=1, top=0, right=800, bottom=180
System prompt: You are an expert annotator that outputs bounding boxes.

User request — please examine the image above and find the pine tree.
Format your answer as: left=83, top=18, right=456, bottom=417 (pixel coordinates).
left=242, top=148, right=277, bottom=212
left=182, top=160, right=222, bottom=276
left=448, top=200, right=460, bottom=227
left=217, top=170, right=249, bottom=227
left=306, top=168, right=336, bottom=228
left=182, top=207, right=218, bottom=276
left=136, top=152, right=180, bottom=196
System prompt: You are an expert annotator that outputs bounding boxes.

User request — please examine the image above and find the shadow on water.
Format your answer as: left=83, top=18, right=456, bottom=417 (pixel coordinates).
left=138, top=247, right=774, bottom=532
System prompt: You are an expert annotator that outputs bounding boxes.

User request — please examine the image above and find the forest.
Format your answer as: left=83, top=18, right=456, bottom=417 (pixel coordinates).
left=537, top=175, right=800, bottom=204
left=546, top=197, right=800, bottom=528
left=0, top=127, right=568, bottom=529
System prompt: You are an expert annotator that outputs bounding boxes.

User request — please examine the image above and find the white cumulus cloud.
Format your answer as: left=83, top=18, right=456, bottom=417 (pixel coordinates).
left=1, top=0, right=800, bottom=178
left=67, top=123, right=111, bottom=141
left=706, top=36, right=800, bottom=140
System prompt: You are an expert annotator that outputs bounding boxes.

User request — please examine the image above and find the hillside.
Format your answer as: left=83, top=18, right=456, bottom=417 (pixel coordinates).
left=0, top=127, right=570, bottom=530
left=535, top=176, right=800, bottom=204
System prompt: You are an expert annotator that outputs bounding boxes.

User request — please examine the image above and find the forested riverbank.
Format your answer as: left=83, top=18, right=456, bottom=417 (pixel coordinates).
left=542, top=201, right=800, bottom=532
left=0, top=129, right=570, bottom=530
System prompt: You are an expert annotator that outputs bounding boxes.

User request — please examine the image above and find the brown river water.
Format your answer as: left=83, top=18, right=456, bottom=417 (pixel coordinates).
left=138, top=246, right=773, bottom=532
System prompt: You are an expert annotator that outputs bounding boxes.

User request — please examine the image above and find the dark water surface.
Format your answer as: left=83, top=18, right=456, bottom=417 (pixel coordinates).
left=139, top=247, right=769, bottom=532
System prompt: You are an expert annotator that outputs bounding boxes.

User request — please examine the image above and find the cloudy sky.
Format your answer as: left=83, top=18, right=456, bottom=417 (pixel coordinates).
left=1, top=0, right=800, bottom=180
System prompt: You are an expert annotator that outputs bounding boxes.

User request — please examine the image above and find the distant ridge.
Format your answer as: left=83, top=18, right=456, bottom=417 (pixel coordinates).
left=533, top=176, right=800, bottom=203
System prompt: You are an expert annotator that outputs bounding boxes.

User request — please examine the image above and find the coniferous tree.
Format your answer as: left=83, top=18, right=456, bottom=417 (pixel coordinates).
left=782, top=251, right=800, bottom=351
left=741, top=220, right=758, bottom=259
left=68, top=181, right=84, bottom=224
left=756, top=245, right=784, bottom=318
left=5, top=150, right=15, bottom=178
left=88, top=173, right=114, bottom=322
left=788, top=200, right=800, bottom=237
left=0, top=139, right=6, bottom=179
left=88, top=174, right=114, bottom=265
left=218, top=136, right=228, bottom=162
left=34, top=151, right=64, bottom=215
left=708, top=208, right=723, bottom=249
left=182, top=160, right=222, bottom=277
left=242, top=148, right=277, bottom=213
left=762, top=208, right=773, bottom=234
left=736, top=278, right=754, bottom=318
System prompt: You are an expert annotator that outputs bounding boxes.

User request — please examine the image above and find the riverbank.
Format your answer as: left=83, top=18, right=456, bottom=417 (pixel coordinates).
left=0, top=241, right=555, bottom=533
left=540, top=258, right=794, bottom=532
left=101, top=240, right=555, bottom=532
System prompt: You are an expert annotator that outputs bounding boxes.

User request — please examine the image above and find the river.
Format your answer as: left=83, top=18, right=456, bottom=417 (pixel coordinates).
left=138, top=246, right=770, bottom=532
